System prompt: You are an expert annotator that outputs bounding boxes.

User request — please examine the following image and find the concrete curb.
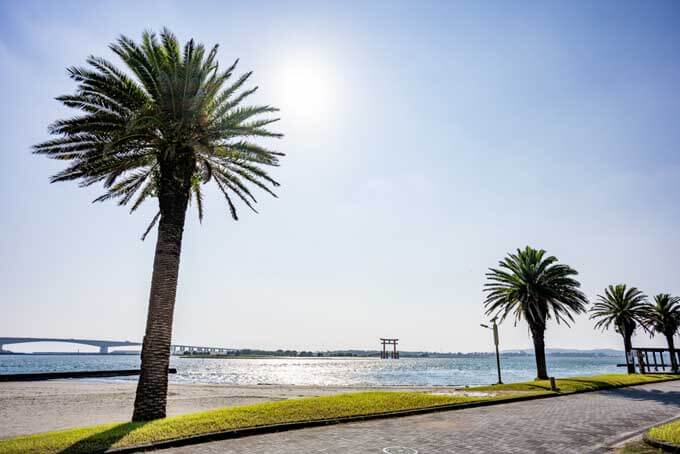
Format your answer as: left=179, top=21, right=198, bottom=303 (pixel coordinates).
left=644, top=432, right=680, bottom=453
left=605, top=414, right=680, bottom=451
left=102, top=377, right=680, bottom=453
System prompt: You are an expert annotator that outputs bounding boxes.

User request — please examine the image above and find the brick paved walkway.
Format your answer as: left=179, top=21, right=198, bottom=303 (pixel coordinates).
left=161, top=381, right=680, bottom=453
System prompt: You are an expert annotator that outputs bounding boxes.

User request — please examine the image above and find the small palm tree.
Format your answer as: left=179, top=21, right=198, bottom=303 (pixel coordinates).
left=484, top=246, right=588, bottom=380
left=34, top=29, right=284, bottom=421
left=645, top=294, right=680, bottom=373
left=590, top=285, right=647, bottom=373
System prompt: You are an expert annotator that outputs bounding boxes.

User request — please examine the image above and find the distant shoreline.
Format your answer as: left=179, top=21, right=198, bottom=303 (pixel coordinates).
left=0, top=350, right=625, bottom=358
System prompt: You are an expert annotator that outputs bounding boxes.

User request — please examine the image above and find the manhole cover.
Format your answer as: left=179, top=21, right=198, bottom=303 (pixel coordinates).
left=383, top=448, right=418, bottom=454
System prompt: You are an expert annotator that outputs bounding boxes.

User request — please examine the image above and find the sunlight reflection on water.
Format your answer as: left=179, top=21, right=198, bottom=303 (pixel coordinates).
left=0, top=355, right=623, bottom=386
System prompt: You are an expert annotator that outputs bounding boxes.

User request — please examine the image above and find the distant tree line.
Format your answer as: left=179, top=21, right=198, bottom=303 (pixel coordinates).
left=180, top=348, right=622, bottom=359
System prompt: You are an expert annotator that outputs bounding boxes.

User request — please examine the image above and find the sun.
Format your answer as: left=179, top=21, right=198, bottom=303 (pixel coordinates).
left=275, top=56, right=336, bottom=126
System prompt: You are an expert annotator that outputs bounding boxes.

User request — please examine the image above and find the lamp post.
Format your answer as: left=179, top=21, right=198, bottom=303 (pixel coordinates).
left=480, top=318, right=503, bottom=385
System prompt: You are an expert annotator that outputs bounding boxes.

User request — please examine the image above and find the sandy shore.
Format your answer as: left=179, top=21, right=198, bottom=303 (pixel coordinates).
left=0, top=380, right=462, bottom=438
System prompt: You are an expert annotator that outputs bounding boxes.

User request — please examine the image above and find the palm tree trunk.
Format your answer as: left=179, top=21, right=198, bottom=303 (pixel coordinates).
left=531, top=327, right=549, bottom=380
left=665, top=333, right=678, bottom=373
left=132, top=156, right=193, bottom=422
left=622, top=332, right=635, bottom=374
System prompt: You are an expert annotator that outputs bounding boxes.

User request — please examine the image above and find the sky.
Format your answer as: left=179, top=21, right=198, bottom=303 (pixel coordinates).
left=2, top=0, right=680, bottom=353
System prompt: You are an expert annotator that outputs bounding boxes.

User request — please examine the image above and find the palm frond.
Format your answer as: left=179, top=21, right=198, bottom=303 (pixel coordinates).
left=644, top=294, right=680, bottom=338
left=483, top=246, right=588, bottom=332
left=34, top=28, right=284, bottom=240
left=590, top=284, right=648, bottom=336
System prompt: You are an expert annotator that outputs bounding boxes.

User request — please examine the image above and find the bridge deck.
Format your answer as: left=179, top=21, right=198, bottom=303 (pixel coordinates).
left=0, top=338, right=233, bottom=355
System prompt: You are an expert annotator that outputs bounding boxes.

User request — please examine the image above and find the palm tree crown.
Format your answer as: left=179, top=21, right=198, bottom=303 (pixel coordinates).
left=590, top=285, right=648, bottom=336
left=34, top=28, right=282, bottom=237
left=484, top=246, right=588, bottom=329
left=645, top=294, right=680, bottom=338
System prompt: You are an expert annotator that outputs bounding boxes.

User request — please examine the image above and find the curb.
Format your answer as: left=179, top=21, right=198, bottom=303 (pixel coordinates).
left=105, top=377, right=680, bottom=453
left=644, top=433, right=680, bottom=453
left=605, top=414, right=680, bottom=451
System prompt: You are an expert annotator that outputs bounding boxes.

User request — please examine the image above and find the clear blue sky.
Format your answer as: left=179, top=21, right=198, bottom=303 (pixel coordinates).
left=2, top=0, right=680, bottom=352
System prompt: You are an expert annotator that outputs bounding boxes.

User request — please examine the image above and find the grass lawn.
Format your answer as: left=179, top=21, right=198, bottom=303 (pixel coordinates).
left=0, top=373, right=676, bottom=454
left=0, top=392, right=524, bottom=454
left=473, top=373, right=677, bottom=393
left=648, top=419, right=680, bottom=446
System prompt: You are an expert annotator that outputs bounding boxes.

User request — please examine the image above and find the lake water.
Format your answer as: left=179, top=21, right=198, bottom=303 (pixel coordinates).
left=0, top=354, right=624, bottom=386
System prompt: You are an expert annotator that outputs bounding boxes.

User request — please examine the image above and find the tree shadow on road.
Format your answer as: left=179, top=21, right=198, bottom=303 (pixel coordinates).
left=59, top=421, right=148, bottom=454
left=602, top=385, right=680, bottom=408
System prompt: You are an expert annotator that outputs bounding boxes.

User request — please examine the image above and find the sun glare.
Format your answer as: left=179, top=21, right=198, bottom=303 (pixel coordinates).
left=276, top=57, right=336, bottom=125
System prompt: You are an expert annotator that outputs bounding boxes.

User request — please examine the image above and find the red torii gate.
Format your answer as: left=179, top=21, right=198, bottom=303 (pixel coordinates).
left=380, top=338, right=399, bottom=359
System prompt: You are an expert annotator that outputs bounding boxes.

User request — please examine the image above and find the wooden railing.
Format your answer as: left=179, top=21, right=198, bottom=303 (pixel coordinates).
left=631, top=347, right=680, bottom=374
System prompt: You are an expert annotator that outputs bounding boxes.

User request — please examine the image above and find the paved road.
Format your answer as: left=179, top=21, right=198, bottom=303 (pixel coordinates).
left=161, top=381, right=680, bottom=453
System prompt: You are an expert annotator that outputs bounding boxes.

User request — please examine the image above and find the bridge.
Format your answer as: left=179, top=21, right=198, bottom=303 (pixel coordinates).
left=0, top=337, right=141, bottom=354
left=0, top=337, right=235, bottom=355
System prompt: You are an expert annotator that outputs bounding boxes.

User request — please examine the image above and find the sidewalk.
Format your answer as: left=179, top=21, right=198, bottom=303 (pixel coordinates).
left=160, top=380, right=680, bottom=453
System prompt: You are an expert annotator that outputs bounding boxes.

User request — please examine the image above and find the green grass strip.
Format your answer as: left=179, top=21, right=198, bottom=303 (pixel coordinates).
left=648, top=419, right=680, bottom=446
left=0, top=373, right=676, bottom=454
left=473, top=373, right=676, bottom=393
left=0, top=392, right=519, bottom=454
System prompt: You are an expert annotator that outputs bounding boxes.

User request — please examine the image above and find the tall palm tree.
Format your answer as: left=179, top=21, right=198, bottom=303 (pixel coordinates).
left=33, top=29, right=284, bottom=421
left=645, top=294, right=680, bottom=373
left=590, top=285, right=647, bottom=374
left=484, top=246, right=588, bottom=380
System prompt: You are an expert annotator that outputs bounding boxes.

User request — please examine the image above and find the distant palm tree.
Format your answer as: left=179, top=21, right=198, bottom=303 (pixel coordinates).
left=484, top=246, right=588, bottom=380
left=645, top=294, right=680, bottom=373
left=590, top=285, right=647, bottom=374
left=33, top=29, right=284, bottom=421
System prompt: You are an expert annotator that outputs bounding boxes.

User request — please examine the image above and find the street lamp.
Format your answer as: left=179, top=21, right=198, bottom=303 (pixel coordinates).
left=480, top=318, right=503, bottom=385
